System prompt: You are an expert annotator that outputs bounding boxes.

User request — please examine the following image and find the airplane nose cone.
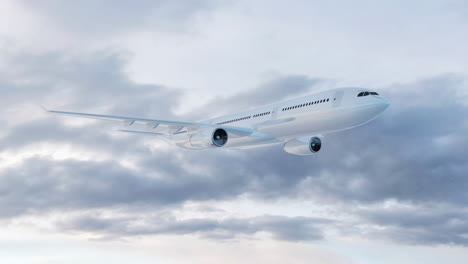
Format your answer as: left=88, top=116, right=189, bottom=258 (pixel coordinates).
left=383, top=98, right=391, bottom=106
left=379, top=98, right=391, bottom=112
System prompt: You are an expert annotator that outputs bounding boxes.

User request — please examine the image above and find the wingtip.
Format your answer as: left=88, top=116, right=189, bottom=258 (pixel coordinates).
left=117, top=129, right=136, bottom=134
left=39, top=105, right=49, bottom=112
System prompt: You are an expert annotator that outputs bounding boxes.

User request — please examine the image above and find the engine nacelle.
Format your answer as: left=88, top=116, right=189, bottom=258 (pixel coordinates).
left=283, top=137, right=321, bottom=155
left=189, top=128, right=228, bottom=149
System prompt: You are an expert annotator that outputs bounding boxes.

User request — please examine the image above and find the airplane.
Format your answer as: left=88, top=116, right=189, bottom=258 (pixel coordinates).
left=45, top=88, right=390, bottom=155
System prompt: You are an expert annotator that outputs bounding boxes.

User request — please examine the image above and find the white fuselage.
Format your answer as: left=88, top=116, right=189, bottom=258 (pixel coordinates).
left=172, top=88, right=390, bottom=149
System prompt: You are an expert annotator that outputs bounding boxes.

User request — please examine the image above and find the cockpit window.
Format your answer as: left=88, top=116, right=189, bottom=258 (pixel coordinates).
left=358, top=91, right=380, bottom=97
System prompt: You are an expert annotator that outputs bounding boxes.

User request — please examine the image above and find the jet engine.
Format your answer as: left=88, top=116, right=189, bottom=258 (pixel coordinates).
left=189, top=128, right=228, bottom=148
left=283, top=136, right=321, bottom=155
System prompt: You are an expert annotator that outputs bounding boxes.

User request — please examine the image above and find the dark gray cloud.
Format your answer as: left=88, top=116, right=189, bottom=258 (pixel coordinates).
left=0, top=51, right=181, bottom=117
left=1, top=49, right=468, bottom=246
left=360, top=206, right=468, bottom=246
left=58, top=214, right=329, bottom=242
left=22, top=0, right=217, bottom=34
left=0, top=155, right=250, bottom=218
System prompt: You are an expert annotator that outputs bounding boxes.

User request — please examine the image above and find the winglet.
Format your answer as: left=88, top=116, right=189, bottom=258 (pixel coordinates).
left=40, top=105, right=49, bottom=112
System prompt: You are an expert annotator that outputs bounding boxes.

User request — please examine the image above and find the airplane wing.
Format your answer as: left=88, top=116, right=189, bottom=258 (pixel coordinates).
left=46, top=109, right=254, bottom=137
left=46, top=109, right=213, bottom=132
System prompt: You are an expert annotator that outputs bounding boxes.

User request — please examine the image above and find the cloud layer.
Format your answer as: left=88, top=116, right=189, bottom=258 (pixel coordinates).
left=1, top=5, right=468, bottom=264
left=59, top=214, right=329, bottom=242
left=1, top=48, right=467, bottom=247
left=22, top=0, right=216, bottom=34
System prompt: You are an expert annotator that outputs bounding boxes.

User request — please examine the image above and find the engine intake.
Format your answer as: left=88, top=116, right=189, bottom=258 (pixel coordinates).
left=189, top=128, right=228, bottom=149
left=212, top=128, right=228, bottom=147
left=309, top=137, right=321, bottom=153
left=283, top=136, right=321, bottom=155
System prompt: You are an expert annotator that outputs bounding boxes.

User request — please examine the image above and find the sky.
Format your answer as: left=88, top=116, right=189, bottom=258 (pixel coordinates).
left=1, top=0, right=468, bottom=263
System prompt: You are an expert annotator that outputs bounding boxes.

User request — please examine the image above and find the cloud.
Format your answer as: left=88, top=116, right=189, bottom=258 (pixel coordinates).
left=359, top=205, right=468, bottom=246
left=58, top=213, right=329, bottom=242
left=1, top=48, right=468, bottom=246
left=22, top=0, right=217, bottom=34
left=1, top=2, right=468, bottom=264
left=0, top=155, right=245, bottom=218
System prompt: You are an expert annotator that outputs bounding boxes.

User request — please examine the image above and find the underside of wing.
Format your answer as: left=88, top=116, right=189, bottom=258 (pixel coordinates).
left=118, top=129, right=174, bottom=144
